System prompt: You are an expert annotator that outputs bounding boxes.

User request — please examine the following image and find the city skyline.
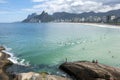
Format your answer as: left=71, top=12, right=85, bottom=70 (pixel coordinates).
left=0, top=0, right=120, bottom=22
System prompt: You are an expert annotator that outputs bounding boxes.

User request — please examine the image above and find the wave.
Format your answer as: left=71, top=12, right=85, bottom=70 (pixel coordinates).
left=2, top=46, right=30, bottom=66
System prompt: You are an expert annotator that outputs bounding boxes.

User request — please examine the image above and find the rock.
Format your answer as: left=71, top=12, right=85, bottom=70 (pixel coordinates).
left=15, top=72, right=71, bottom=80
left=0, top=46, right=5, bottom=51
left=0, top=50, right=13, bottom=80
left=59, top=61, right=120, bottom=80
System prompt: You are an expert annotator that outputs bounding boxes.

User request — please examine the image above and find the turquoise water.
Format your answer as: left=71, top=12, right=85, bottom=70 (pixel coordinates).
left=0, top=23, right=120, bottom=73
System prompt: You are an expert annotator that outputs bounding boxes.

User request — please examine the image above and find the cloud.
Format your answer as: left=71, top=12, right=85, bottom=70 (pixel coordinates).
left=0, top=0, right=7, bottom=3
left=92, top=0, right=120, bottom=5
left=97, top=4, right=120, bottom=12
left=30, top=0, right=120, bottom=14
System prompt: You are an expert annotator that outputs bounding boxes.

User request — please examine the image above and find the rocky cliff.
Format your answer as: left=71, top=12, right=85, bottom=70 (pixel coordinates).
left=0, top=46, right=13, bottom=80
left=60, top=61, right=120, bottom=80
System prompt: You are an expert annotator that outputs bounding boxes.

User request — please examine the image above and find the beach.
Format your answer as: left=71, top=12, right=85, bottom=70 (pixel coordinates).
left=79, top=23, right=120, bottom=29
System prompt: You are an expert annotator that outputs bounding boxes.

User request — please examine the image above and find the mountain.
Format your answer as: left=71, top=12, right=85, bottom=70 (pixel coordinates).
left=52, top=9, right=120, bottom=18
left=22, top=9, right=120, bottom=23
left=23, top=11, right=54, bottom=23
left=27, top=13, right=37, bottom=19
left=53, top=12, right=79, bottom=20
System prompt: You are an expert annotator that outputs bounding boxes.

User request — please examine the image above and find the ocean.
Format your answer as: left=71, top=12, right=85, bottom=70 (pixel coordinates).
left=0, top=23, right=120, bottom=74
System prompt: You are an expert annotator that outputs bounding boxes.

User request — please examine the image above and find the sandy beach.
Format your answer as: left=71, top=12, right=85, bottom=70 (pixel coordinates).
left=79, top=23, right=120, bottom=29
left=53, top=22, right=120, bottom=28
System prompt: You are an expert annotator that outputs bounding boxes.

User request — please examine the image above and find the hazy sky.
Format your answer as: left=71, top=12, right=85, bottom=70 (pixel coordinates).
left=0, top=0, right=120, bottom=22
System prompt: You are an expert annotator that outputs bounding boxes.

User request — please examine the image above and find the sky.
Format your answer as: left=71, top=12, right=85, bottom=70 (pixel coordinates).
left=0, top=0, right=120, bottom=23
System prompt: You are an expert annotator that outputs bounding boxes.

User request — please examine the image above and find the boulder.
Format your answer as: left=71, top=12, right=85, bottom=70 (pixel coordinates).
left=59, top=61, right=120, bottom=80
left=15, top=72, right=71, bottom=80
left=0, top=46, right=5, bottom=51
left=0, top=50, right=13, bottom=80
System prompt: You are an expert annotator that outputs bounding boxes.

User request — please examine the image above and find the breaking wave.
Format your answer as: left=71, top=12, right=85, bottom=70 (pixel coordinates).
left=2, top=46, right=30, bottom=66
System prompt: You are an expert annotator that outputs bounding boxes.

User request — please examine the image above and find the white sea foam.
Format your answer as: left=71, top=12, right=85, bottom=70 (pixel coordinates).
left=2, top=46, right=30, bottom=66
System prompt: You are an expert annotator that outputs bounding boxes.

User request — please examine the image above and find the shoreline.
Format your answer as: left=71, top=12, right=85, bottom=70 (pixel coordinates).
left=0, top=46, right=13, bottom=80
left=0, top=22, right=120, bottom=29
left=48, top=22, right=120, bottom=29
left=26, top=22, right=120, bottom=29
left=1, top=45, right=120, bottom=80
left=79, top=23, right=120, bottom=29
left=51, top=22, right=120, bottom=28
left=0, top=46, right=71, bottom=80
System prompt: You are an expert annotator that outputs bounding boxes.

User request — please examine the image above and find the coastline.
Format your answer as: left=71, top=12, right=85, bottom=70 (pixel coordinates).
left=0, top=46, right=71, bottom=80
left=47, top=22, right=120, bottom=28
left=36, top=22, right=120, bottom=29
left=0, top=46, right=13, bottom=80
left=79, top=23, right=120, bottom=29
left=1, top=46, right=120, bottom=80
left=0, top=22, right=120, bottom=29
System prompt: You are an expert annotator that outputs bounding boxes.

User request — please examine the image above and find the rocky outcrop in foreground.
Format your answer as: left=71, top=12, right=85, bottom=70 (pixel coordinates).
left=60, top=61, right=120, bottom=80
left=14, top=72, right=70, bottom=80
left=0, top=46, right=13, bottom=80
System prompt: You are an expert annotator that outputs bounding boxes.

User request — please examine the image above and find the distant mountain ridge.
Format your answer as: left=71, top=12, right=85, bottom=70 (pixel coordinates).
left=22, top=9, right=120, bottom=23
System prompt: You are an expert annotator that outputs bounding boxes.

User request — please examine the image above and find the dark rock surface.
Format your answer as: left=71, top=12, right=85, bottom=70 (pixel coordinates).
left=60, top=61, right=120, bottom=80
